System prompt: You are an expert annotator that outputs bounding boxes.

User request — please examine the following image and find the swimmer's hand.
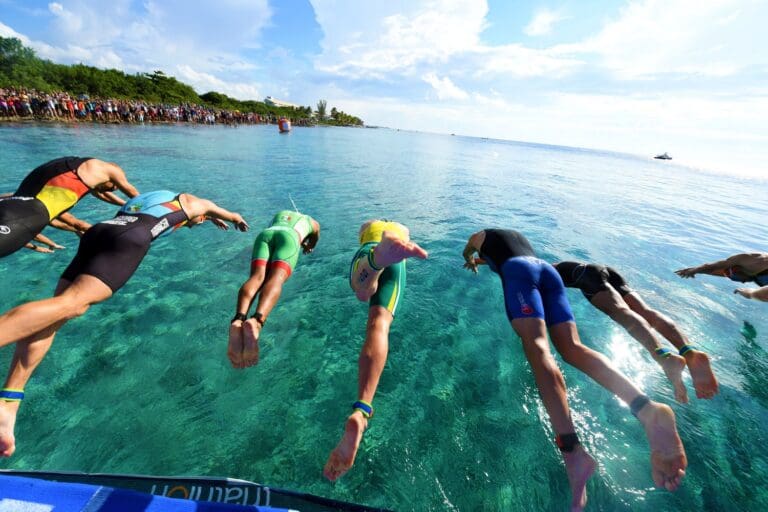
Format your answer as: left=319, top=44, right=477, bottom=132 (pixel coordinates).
left=33, top=245, right=54, bottom=254
left=675, top=268, right=697, bottom=278
left=734, top=288, right=754, bottom=299
left=210, top=217, right=229, bottom=230
left=234, top=219, right=249, bottom=232
left=463, top=257, right=485, bottom=273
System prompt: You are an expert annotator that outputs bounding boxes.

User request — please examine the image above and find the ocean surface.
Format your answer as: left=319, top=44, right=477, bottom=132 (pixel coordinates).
left=0, top=123, right=767, bottom=511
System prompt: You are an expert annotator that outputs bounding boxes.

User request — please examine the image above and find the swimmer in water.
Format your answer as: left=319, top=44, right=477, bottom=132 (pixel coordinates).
left=228, top=210, right=320, bottom=368
left=463, top=229, right=687, bottom=511
left=0, top=157, right=139, bottom=258
left=323, top=220, right=427, bottom=482
left=0, top=190, right=248, bottom=458
left=676, top=252, right=768, bottom=302
left=554, top=262, right=718, bottom=402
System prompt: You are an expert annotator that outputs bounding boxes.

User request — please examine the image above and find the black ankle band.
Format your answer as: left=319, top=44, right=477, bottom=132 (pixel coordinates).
left=251, top=312, right=265, bottom=326
left=629, top=394, right=650, bottom=417
left=555, top=433, right=580, bottom=452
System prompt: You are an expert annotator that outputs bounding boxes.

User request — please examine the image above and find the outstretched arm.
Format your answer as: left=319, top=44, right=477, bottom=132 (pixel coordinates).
left=675, top=254, right=752, bottom=278
left=52, top=212, right=91, bottom=234
left=180, top=194, right=249, bottom=231
left=735, top=286, right=768, bottom=302
left=106, top=163, right=140, bottom=199
left=91, top=190, right=126, bottom=206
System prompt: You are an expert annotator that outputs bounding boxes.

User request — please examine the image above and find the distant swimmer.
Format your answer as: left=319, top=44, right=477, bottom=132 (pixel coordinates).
left=0, top=190, right=248, bottom=457
left=323, top=220, right=427, bottom=482
left=463, top=229, right=687, bottom=511
left=676, top=252, right=768, bottom=302
left=554, top=262, right=718, bottom=402
left=0, top=157, right=139, bottom=258
left=228, top=209, right=320, bottom=368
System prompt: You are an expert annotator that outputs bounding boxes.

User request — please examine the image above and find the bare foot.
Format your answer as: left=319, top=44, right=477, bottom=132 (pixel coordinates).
left=0, top=401, right=19, bottom=457
left=562, top=445, right=597, bottom=512
left=241, top=318, right=261, bottom=368
left=659, top=354, right=688, bottom=404
left=637, top=402, right=687, bottom=491
left=227, top=321, right=245, bottom=368
left=372, top=231, right=428, bottom=268
left=323, top=412, right=367, bottom=481
left=684, top=350, right=719, bottom=399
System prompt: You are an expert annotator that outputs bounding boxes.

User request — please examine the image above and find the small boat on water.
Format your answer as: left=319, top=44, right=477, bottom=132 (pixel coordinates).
left=278, top=117, right=291, bottom=133
left=654, top=152, right=672, bottom=160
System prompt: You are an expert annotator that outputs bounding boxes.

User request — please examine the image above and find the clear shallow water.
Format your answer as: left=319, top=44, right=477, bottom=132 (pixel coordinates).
left=0, top=123, right=767, bottom=511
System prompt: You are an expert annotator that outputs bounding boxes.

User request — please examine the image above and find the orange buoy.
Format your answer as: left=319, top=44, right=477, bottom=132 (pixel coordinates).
left=278, top=117, right=291, bottom=133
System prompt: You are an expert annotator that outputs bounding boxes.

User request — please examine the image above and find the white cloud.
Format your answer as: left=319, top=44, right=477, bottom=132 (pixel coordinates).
left=175, top=65, right=261, bottom=99
left=578, top=0, right=767, bottom=78
left=474, top=44, right=583, bottom=77
left=2, top=1, right=272, bottom=100
left=422, top=73, right=468, bottom=100
left=311, top=0, right=488, bottom=78
left=524, top=8, right=566, bottom=36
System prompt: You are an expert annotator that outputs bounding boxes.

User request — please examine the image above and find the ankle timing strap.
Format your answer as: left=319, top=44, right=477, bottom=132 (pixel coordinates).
left=0, top=388, right=24, bottom=402
left=367, top=246, right=382, bottom=271
left=251, top=312, right=266, bottom=326
left=555, top=433, right=580, bottom=452
left=352, top=400, right=374, bottom=419
left=678, top=345, right=696, bottom=356
left=630, top=394, right=650, bottom=418
left=654, top=348, right=673, bottom=358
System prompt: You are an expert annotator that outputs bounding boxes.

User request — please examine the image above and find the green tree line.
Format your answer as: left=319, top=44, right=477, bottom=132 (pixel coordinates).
left=0, top=36, right=363, bottom=125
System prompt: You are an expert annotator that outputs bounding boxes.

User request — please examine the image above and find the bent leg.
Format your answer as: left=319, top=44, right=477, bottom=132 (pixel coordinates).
left=550, top=321, right=687, bottom=491
left=324, top=306, right=392, bottom=482
left=624, top=292, right=718, bottom=399
left=0, top=275, right=112, bottom=348
left=590, top=290, right=687, bottom=403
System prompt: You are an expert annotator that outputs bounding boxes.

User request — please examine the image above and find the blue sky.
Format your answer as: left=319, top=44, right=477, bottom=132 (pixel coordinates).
left=1, top=0, right=766, bottom=176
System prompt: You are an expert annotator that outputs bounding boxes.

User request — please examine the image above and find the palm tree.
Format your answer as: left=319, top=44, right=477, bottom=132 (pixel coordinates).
left=316, top=99, right=327, bottom=121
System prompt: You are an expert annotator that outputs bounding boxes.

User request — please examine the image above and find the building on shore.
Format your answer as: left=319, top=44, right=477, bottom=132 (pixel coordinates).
left=264, top=96, right=301, bottom=109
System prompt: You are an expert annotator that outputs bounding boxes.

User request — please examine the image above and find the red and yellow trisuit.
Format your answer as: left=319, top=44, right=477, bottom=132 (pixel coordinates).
left=0, top=156, right=94, bottom=257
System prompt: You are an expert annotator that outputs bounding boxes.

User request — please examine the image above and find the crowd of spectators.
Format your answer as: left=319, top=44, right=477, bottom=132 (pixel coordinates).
left=0, top=88, right=312, bottom=126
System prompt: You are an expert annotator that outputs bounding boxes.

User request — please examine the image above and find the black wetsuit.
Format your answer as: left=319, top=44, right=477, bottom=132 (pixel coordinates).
left=61, top=191, right=189, bottom=292
left=479, top=228, right=536, bottom=270
left=554, top=261, right=633, bottom=301
left=0, top=157, right=93, bottom=258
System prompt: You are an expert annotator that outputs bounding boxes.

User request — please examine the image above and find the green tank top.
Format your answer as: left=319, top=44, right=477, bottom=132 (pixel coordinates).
left=269, top=210, right=314, bottom=241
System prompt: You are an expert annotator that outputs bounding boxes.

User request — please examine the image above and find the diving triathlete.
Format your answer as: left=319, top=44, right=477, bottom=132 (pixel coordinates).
left=0, top=190, right=248, bottom=457
left=676, top=253, right=768, bottom=302
left=0, top=157, right=138, bottom=258
left=463, top=229, right=687, bottom=511
left=555, top=261, right=719, bottom=402
left=228, top=210, right=320, bottom=368
left=324, top=219, right=428, bottom=482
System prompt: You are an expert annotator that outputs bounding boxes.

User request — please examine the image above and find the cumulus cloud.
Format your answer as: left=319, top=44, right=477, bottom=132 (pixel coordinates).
left=2, top=0, right=273, bottom=99
left=524, top=8, right=567, bottom=36
left=577, top=0, right=766, bottom=78
left=311, top=0, right=488, bottom=78
left=422, top=73, right=468, bottom=100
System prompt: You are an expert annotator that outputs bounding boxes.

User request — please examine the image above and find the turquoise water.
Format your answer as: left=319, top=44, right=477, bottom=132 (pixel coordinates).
left=1, top=124, right=767, bottom=511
